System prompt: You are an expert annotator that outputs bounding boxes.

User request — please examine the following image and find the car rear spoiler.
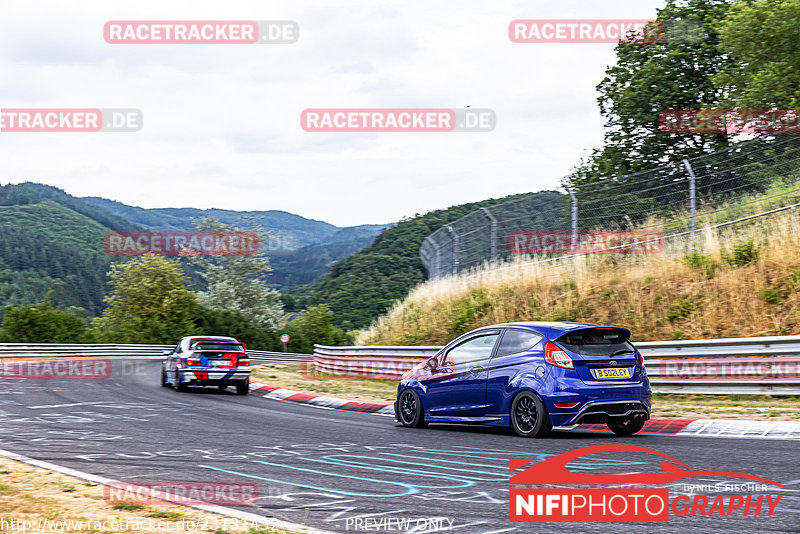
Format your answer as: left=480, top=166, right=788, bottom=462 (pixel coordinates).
left=555, top=326, right=632, bottom=342
left=190, top=341, right=247, bottom=352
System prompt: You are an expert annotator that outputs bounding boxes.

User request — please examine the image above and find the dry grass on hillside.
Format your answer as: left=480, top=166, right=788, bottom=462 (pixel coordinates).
left=358, top=210, right=800, bottom=345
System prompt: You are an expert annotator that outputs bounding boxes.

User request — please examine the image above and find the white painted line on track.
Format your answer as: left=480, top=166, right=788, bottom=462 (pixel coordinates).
left=27, top=401, right=110, bottom=409
left=0, top=447, right=334, bottom=534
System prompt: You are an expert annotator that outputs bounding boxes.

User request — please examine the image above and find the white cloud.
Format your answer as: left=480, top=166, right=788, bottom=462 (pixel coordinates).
left=0, top=0, right=665, bottom=226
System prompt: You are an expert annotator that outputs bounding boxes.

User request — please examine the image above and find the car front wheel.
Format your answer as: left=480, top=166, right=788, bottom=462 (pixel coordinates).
left=397, top=389, right=427, bottom=428
left=510, top=391, right=552, bottom=438
left=607, top=416, right=646, bottom=436
left=236, top=379, right=250, bottom=395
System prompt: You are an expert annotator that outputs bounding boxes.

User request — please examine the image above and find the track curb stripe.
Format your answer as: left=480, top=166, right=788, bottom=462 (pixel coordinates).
left=249, top=383, right=799, bottom=438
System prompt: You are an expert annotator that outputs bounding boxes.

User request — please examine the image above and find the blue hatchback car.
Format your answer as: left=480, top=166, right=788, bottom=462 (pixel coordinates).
left=395, top=322, right=651, bottom=437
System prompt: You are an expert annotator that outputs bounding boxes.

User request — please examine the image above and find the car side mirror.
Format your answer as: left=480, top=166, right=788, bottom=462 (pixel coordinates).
left=426, top=358, right=438, bottom=372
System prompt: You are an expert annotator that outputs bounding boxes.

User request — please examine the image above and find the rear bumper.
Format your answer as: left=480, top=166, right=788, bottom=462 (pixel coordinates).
left=178, top=368, right=250, bottom=385
left=562, top=400, right=650, bottom=425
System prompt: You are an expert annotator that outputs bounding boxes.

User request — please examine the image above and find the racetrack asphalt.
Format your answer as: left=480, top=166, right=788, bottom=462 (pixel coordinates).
left=0, top=359, right=797, bottom=533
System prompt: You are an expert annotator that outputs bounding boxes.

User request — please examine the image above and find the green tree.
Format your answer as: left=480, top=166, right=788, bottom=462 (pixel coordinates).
left=190, top=217, right=284, bottom=331
left=283, top=304, right=351, bottom=354
left=567, top=0, right=733, bottom=191
left=715, top=0, right=800, bottom=108
left=91, top=255, right=197, bottom=343
left=191, top=306, right=281, bottom=351
left=0, top=294, right=88, bottom=343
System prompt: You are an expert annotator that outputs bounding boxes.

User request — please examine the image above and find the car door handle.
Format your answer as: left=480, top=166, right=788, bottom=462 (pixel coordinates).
left=470, top=366, right=484, bottom=374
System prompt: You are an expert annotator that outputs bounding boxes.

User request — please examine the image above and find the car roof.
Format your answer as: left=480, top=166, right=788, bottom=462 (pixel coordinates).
left=468, top=321, right=629, bottom=339
left=185, top=336, right=239, bottom=342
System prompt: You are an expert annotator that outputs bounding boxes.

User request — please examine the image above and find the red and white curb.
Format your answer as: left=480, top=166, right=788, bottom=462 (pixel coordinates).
left=250, top=383, right=395, bottom=416
left=250, top=383, right=800, bottom=439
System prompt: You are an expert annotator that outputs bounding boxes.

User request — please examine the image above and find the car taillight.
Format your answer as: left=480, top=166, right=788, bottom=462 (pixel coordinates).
left=545, top=341, right=574, bottom=369
left=238, top=358, right=250, bottom=367
left=187, top=358, right=200, bottom=366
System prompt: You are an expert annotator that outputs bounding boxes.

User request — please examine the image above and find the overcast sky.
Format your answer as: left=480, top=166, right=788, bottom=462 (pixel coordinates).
left=0, top=0, right=665, bottom=227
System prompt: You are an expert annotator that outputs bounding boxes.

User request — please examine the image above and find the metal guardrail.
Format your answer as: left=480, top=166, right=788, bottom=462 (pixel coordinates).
left=0, top=343, right=307, bottom=362
left=3, top=339, right=799, bottom=394
left=315, top=336, right=800, bottom=394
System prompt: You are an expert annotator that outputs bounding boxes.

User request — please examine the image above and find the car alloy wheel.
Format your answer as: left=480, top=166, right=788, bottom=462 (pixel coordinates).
left=511, top=391, right=551, bottom=438
left=398, top=389, right=426, bottom=428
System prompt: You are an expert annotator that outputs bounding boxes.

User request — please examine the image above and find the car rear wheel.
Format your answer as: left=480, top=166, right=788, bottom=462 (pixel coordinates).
left=398, top=389, right=427, bottom=428
left=510, top=391, right=552, bottom=438
left=236, top=379, right=249, bottom=395
left=173, top=372, right=187, bottom=392
left=160, top=368, right=169, bottom=387
left=607, top=416, right=646, bottom=436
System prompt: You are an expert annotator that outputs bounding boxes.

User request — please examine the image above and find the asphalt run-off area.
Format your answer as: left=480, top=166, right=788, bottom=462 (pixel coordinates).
left=0, top=359, right=797, bottom=533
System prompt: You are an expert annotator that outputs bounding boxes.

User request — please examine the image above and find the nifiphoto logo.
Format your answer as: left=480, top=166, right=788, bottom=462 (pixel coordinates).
left=509, top=445, right=785, bottom=523
left=104, top=20, right=299, bottom=44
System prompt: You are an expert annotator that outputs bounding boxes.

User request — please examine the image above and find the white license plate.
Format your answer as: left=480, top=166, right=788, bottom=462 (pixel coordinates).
left=595, top=367, right=631, bottom=379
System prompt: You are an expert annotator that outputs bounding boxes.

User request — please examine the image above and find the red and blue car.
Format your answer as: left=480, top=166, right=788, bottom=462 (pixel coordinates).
left=161, top=336, right=251, bottom=395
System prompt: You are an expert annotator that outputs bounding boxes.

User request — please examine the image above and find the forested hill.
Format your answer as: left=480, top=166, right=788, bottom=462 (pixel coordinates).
left=0, top=183, right=142, bottom=316
left=82, top=196, right=387, bottom=248
left=308, top=191, right=566, bottom=330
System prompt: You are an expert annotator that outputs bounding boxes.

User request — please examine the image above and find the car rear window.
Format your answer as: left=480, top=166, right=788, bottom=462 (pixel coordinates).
left=191, top=341, right=243, bottom=352
left=556, top=329, right=635, bottom=356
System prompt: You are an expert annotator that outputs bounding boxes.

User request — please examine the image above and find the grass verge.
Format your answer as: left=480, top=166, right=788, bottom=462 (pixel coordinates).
left=0, top=455, right=298, bottom=533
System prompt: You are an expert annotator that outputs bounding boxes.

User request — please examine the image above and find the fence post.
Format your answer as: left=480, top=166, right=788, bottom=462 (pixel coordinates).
left=793, top=205, right=798, bottom=236
left=683, top=159, right=697, bottom=254
left=479, top=207, right=498, bottom=264
left=422, top=236, right=441, bottom=279
left=445, top=224, right=459, bottom=275
left=566, top=186, right=578, bottom=276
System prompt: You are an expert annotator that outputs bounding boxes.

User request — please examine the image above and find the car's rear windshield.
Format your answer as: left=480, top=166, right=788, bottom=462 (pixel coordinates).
left=191, top=340, right=244, bottom=352
left=556, top=329, right=635, bottom=356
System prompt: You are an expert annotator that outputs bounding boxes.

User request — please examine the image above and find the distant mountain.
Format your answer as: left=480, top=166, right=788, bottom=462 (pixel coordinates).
left=82, top=196, right=387, bottom=249
left=81, top=195, right=390, bottom=288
